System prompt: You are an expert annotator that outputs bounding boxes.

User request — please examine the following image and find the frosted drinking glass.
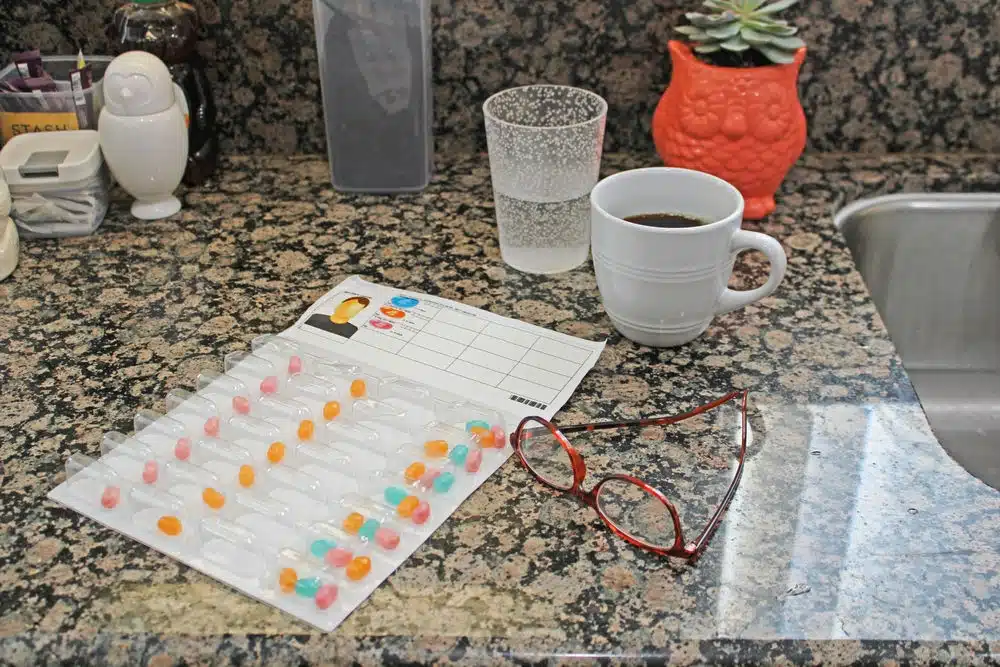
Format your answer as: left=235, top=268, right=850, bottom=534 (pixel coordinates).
left=484, top=85, right=607, bottom=274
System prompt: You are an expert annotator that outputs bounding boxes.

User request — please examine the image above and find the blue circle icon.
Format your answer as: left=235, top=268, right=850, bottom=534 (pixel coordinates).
left=391, top=296, right=419, bottom=309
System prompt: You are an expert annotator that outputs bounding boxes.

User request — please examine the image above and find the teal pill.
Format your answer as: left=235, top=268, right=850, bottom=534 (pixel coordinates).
left=384, top=486, right=408, bottom=506
left=433, top=471, right=456, bottom=493
left=295, top=577, right=322, bottom=598
left=359, top=518, right=379, bottom=541
left=310, top=539, right=336, bottom=559
left=448, top=444, right=469, bottom=465
left=466, top=420, right=489, bottom=432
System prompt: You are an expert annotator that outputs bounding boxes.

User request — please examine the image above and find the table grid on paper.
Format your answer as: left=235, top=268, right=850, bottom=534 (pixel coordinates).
left=351, top=299, right=594, bottom=408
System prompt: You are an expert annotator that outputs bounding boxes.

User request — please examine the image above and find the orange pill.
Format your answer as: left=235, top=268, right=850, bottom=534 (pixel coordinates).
left=396, top=495, right=420, bottom=518
left=350, top=379, right=366, bottom=398
left=403, top=461, right=426, bottom=483
left=477, top=431, right=496, bottom=447
left=157, top=515, right=182, bottom=536
left=469, top=426, right=488, bottom=436
left=202, top=487, right=225, bottom=510
left=343, top=512, right=365, bottom=534
left=424, top=439, right=448, bottom=458
left=267, top=441, right=285, bottom=463
left=298, top=419, right=315, bottom=441
left=345, top=556, right=371, bottom=581
left=323, top=401, right=341, bottom=421
left=238, top=465, right=255, bottom=488
left=279, top=567, right=298, bottom=593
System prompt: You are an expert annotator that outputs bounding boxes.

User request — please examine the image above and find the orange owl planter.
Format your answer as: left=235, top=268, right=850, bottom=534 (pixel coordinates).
left=653, top=41, right=807, bottom=220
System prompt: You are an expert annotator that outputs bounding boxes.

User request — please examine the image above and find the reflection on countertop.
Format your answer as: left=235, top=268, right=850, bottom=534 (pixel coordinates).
left=1, top=153, right=999, bottom=666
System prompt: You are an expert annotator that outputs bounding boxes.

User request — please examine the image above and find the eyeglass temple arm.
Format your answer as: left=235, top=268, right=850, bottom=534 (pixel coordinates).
left=553, top=390, right=743, bottom=437
left=689, top=389, right=750, bottom=552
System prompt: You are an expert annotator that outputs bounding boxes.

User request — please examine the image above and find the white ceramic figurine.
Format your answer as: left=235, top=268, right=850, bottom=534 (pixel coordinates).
left=99, top=51, right=188, bottom=220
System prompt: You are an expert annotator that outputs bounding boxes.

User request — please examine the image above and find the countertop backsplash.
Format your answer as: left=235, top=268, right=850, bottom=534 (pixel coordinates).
left=1, top=0, right=997, bottom=155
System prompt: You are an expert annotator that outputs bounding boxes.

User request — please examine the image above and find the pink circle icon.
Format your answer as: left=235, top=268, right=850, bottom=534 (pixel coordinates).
left=370, top=319, right=392, bottom=330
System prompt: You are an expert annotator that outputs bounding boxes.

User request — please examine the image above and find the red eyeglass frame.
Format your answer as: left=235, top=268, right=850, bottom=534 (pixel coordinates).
left=509, top=389, right=749, bottom=560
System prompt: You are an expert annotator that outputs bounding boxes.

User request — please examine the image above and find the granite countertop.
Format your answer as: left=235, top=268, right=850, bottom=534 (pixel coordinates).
left=2, top=152, right=1000, bottom=666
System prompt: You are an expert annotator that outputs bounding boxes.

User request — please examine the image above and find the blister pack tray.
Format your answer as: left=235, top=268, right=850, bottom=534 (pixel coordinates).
left=49, top=277, right=605, bottom=630
left=50, top=334, right=519, bottom=630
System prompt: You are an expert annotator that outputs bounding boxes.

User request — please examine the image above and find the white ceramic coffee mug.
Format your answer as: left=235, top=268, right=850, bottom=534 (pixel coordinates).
left=591, top=167, right=787, bottom=347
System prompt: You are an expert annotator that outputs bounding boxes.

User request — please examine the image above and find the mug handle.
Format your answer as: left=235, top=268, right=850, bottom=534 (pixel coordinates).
left=715, top=230, right=787, bottom=315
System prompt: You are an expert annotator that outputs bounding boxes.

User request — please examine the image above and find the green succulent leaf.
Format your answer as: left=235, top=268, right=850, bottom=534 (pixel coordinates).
left=756, top=0, right=799, bottom=14
left=706, top=22, right=742, bottom=39
left=756, top=44, right=797, bottom=63
left=702, top=0, right=737, bottom=10
left=742, top=0, right=767, bottom=9
left=686, top=11, right=738, bottom=27
left=769, top=35, right=806, bottom=49
left=675, top=25, right=714, bottom=41
left=745, top=19, right=798, bottom=35
left=693, top=43, right=723, bottom=53
left=719, top=37, right=751, bottom=52
left=739, top=26, right=772, bottom=45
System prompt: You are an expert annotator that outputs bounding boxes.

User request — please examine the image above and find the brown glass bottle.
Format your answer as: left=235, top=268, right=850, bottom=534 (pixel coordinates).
left=109, top=0, right=218, bottom=186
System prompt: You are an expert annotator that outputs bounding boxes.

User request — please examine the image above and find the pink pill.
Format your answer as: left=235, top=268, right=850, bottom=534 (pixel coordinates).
left=375, top=527, right=400, bottom=550
left=142, top=461, right=158, bottom=484
left=260, top=375, right=279, bottom=394
left=232, top=396, right=251, bottom=415
left=325, top=547, right=353, bottom=568
left=411, top=501, right=431, bottom=525
left=465, top=448, right=483, bottom=473
left=315, top=583, right=338, bottom=610
left=101, top=485, right=120, bottom=509
left=288, top=356, right=303, bottom=375
left=491, top=425, right=506, bottom=447
left=204, top=416, right=220, bottom=437
left=418, top=468, right=441, bottom=489
left=174, top=437, right=192, bottom=461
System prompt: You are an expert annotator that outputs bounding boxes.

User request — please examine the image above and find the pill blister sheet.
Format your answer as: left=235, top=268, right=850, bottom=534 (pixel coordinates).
left=48, top=278, right=605, bottom=631
left=50, top=335, right=520, bottom=630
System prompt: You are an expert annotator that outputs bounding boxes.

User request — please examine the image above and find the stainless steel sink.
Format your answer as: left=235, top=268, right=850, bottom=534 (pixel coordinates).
left=835, top=194, right=1000, bottom=490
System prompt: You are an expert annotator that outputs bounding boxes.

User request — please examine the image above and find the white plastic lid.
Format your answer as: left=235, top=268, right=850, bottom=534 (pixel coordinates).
left=0, top=130, right=103, bottom=188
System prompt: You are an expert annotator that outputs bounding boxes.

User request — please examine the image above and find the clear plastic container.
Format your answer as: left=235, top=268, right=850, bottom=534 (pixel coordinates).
left=0, top=129, right=111, bottom=238
left=312, top=0, right=433, bottom=192
left=0, top=56, right=112, bottom=145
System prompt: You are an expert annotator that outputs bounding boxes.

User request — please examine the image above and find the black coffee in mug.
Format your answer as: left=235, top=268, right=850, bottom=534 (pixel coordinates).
left=624, top=212, right=709, bottom=229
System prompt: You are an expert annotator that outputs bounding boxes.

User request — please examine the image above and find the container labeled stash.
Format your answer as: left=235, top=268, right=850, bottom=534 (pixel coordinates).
left=0, top=55, right=112, bottom=144
left=0, top=129, right=111, bottom=237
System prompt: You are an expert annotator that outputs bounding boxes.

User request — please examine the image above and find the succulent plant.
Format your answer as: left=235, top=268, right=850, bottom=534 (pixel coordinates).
left=675, top=0, right=805, bottom=66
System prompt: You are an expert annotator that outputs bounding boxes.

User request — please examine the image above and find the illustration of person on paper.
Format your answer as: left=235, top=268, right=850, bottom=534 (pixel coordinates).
left=304, top=295, right=371, bottom=339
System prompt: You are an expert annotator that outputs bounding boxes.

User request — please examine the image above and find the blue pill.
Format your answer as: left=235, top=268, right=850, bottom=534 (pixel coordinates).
left=358, top=518, right=379, bottom=541
left=310, top=539, right=336, bottom=558
left=448, top=444, right=469, bottom=465
left=466, top=420, right=489, bottom=432
left=391, top=296, right=419, bottom=309
left=295, top=577, right=321, bottom=598
left=384, top=486, right=408, bottom=506
left=433, top=471, right=456, bottom=493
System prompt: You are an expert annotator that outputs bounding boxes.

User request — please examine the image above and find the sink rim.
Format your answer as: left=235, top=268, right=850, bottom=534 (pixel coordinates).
left=834, top=192, right=1000, bottom=230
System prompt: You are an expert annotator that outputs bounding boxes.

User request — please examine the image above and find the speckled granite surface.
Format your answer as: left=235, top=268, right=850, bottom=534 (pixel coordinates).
left=2, top=152, right=1000, bottom=666
left=1, top=0, right=998, bottom=154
